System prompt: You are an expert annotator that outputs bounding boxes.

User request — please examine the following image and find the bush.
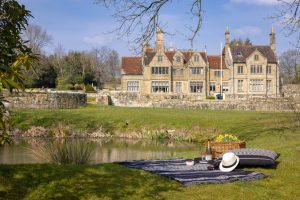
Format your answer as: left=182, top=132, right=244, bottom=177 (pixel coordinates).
left=73, top=84, right=84, bottom=90
left=206, top=96, right=215, bottom=100
left=56, top=83, right=74, bottom=90
left=85, top=84, right=96, bottom=93
left=32, top=140, right=95, bottom=165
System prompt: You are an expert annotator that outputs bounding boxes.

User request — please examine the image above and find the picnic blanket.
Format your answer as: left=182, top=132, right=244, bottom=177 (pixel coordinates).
left=118, top=158, right=270, bottom=186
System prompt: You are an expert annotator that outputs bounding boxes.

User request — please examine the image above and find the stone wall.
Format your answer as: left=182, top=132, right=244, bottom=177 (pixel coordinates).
left=4, top=90, right=87, bottom=109
left=96, top=91, right=300, bottom=111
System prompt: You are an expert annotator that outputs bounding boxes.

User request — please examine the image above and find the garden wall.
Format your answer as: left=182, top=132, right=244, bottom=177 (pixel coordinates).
left=96, top=91, right=300, bottom=112
left=3, top=90, right=87, bottom=109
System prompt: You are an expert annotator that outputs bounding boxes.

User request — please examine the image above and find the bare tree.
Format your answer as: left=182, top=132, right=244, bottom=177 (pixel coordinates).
left=96, top=0, right=202, bottom=51
left=273, top=0, right=300, bottom=47
left=279, top=49, right=300, bottom=84
left=23, top=24, right=53, bottom=54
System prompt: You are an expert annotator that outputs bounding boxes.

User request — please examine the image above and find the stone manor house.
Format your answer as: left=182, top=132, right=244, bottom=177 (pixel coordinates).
left=121, top=27, right=280, bottom=99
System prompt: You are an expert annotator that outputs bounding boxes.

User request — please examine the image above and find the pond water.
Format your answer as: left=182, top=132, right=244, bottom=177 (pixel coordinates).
left=0, top=138, right=200, bottom=164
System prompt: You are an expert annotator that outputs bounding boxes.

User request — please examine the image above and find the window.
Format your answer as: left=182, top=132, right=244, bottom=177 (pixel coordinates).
left=172, top=68, right=184, bottom=76
left=176, top=56, right=181, bottom=62
left=175, top=82, right=182, bottom=93
left=214, top=70, right=223, bottom=77
left=257, top=65, right=263, bottom=74
left=238, top=80, right=243, bottom=92
left=151, top=81, right=169, bottom=93
left=237, top=66, right=243, bottom=74
left=190, top=81, right=203, bottom=93
left=222, top=82, right=229, bottom=92
left=190, top=67, right=203, bottom=75
left=250, top=79, right=263, bottom=92
left=178, top=69, right=184, bottom=75
left=254, top=54, right=259, bottom=61
left=158, top=55, right=163, bottom=62
left=267, top=66, right=272, bottom=74
left=237, top=52, right=242, bottom=56
left=193, top=56, right=200, bottom=62
left=152, top=67, right=169, bottom=74
left=210, top=82, right=216, bottom=92
left=127, top=81, right=139, bottom=92
left=172, top=69, right=176, bottom=75
left=250, top=65, right=256, bottom=74
left=267, top=80, right=272, bottom=91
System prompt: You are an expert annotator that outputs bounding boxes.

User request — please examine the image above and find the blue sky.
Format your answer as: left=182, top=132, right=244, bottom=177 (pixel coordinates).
left=19, top=0, right=297, bottom=56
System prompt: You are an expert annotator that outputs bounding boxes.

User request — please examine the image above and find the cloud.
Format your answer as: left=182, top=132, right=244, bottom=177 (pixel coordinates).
left=83, top=35, right=106, bottom=45
left=230, top=0, right=280, bottom=5
left=233, top=26, right=262, bottom=36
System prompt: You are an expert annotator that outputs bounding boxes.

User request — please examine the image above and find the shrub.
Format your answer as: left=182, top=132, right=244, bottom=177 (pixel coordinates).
left=32, top=140, right=95, bottom=165
left=148, top=132, right=169, bottom=140
left=85, top=84, right=96, bottom=93
left=206, top=96, right=215, bottom=100
left=56, top=83, right=74, bottom=90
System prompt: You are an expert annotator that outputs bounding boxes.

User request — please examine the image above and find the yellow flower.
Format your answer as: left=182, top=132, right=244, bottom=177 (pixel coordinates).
left=214, top=134, right=240, bottom=142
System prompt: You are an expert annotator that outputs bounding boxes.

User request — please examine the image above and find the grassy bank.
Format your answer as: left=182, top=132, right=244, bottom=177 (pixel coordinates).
left=10, top=104, right=294, bottom=141
left=1, top=105, right=299, bottom=199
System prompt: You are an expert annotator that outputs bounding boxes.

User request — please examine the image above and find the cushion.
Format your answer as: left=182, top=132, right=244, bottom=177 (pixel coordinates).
left=213, top=148, right=279, bottom=168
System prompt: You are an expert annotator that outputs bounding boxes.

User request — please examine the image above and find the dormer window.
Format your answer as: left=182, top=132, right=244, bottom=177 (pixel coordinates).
left=193, top=56, right=199, bottom=62
left=237, top=52, right=242, bottom=56
left=158, top=55, right=163, bottom=62
left=176, top=56, right=181, bottom=62
left=254, top=54, right=259, bottom=61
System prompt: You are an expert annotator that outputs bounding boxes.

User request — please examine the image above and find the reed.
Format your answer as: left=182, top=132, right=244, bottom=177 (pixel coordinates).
left=32, top=139, right=95, bottom=165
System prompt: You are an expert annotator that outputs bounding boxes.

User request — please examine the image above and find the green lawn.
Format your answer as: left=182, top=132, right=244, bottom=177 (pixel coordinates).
left=1, top=105, right=299, bottom=199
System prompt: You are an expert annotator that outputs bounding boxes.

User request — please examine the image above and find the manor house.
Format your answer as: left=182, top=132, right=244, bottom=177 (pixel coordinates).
left=121, top=27, right=280, bottom=99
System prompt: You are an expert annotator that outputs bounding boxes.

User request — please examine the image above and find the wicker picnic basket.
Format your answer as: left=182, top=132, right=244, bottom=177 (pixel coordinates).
left=210, top=141, right=246, bottom=158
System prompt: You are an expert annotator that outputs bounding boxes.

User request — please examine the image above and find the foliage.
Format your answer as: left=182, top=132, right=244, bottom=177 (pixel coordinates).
left=0, top=0, right=35, bottom=145
left=230, top=38, right=252, bottom=46
left=32, top=140, right=95, bottom=165
left=206, top=96, right=215, bottom=100
left=279, top=49, right=300, bottom=84
left=215, top=134, right=240, bottom=142
left=85, top=84, right=96, bottom=93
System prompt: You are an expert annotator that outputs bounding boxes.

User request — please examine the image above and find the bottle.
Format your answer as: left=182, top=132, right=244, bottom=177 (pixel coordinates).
left=205, top=140, right=212, bottom=161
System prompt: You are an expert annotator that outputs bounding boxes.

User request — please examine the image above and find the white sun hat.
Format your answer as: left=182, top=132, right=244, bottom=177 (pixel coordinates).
left=219, top=152, right=239, bottom=172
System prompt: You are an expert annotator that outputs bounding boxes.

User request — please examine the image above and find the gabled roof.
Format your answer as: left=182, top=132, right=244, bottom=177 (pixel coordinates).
left=207, top=55, right=227, bottom=69
left=121, top=57, right=143, bottom=75
left=143, top=49, right=207, bottom=66
left=230, top=45, right=277, bottom=63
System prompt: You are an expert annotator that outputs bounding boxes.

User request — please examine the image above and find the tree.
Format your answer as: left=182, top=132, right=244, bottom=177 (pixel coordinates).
left=96, top=0, right=203, bottom=50
left=279, top=50, right=300, bottom=84
left=23, top=24, right=53, bottom=54
left=230, top=38, right=252, bottom=46
left=0, top=0, right=36, bottom=144
left=273, top=0, right=300, bottom=47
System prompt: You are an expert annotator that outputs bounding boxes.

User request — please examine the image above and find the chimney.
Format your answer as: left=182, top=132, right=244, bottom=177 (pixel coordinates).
left=155, top=27, right=165, bottom=52
left=270, top=26, right=276, bottom=53
left=225, top=26, right=230, bottom=47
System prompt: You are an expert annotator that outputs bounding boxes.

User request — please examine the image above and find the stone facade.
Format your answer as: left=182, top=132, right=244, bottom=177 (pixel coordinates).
left=121, top=27, right=279, bottom=100
left=4, top=90, right=87, bottom=109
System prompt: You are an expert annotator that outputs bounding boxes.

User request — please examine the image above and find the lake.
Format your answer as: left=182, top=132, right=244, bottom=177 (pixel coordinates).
left=0, top=138, right=200, bottom=164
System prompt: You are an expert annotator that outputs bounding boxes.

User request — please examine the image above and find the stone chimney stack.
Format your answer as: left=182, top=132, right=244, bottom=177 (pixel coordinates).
left=225, top=26, right=230, bottom=47
left=155, top=27, right=165, bottom=52
left=270, top=26, right=276, bottom=53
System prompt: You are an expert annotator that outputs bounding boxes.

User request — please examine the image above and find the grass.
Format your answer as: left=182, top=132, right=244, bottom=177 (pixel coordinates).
left=1, top=105, right=299, bottom=199
left=10, top=104, right=292, bottom=141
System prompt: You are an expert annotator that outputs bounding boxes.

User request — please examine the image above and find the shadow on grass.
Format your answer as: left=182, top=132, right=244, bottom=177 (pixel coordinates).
left=0, top=163, right=182, bottom=200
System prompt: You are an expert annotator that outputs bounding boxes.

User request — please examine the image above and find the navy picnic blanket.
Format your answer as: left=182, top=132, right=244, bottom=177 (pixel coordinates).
left=117, top=158, right=270, bottom=186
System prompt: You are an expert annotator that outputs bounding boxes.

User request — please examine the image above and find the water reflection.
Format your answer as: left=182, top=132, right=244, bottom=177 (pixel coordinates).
left=0, top=138, right=199, bottom=164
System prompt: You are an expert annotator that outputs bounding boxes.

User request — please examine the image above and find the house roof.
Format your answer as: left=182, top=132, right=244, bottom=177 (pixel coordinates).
left=121, top=57, right=143, bottom=75
left=207, top=55, right=227, bottom=69
left=143, top=49, right=208, bottom=66
left=230, top=45, right=277, bottom=63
